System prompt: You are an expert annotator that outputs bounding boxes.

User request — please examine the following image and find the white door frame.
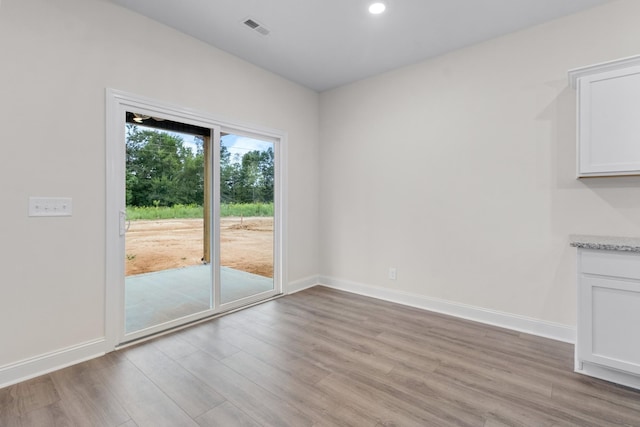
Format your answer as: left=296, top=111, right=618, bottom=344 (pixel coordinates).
left=105, top=89, right=287, bottom=350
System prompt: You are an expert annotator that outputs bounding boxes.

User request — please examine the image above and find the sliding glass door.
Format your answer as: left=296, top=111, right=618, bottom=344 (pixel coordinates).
left=124, top=122, right=213, bottom=334
left=219, top=133, right=275, bottom=305
left=107, top=95, right=283, bottom=345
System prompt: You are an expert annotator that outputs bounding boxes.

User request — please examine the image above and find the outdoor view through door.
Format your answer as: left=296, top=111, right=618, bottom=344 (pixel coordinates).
left=220, top=133, right=274, bottom=304
left=123, top=116, right=275, bottom=335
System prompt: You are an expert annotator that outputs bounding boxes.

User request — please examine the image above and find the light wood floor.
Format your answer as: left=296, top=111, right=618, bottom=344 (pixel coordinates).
left=2, top=286, right=640, bottom=426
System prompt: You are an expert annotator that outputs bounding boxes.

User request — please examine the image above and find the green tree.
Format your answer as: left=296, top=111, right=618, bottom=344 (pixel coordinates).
left=126, top=125, right=204, bottom=207
left=235, top=148, right=274, bottom=203
left=126, top=126, right=274, bottom=207
left=257, top=147, right=274, bottom=202
left=220, top=144, right=237, bottom=203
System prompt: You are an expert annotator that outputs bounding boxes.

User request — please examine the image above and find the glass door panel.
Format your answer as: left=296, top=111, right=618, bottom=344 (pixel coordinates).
left=219, top=133, right=274, bottom=304
left=124, top=122, right=212, bottom=334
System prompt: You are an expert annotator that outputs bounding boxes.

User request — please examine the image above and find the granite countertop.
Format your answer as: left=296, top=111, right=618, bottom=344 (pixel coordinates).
left=570, top=234, right=640, bottom=252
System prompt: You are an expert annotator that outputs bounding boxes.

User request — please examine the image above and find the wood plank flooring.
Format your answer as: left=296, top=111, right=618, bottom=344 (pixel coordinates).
left=2, top=286, right=640, bottom=426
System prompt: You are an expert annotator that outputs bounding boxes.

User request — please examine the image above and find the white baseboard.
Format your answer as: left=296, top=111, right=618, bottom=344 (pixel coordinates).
left=286, top=275, right=320, bottom=294
left=0, top=277, right=574, bottom=388
left=0, top=339, right=106, bottom=389
left=577, top=363, right=640, bottom=391
left=318, top=276, right=576, bottom=343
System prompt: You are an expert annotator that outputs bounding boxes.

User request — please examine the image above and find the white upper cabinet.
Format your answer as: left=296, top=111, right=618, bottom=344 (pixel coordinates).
left=569, top=55, right=640, bottom=177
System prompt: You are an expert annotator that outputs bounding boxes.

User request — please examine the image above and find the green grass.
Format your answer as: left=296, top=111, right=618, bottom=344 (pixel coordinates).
left=126, top=204, right=202, bottom=220
left=127, top=203, right=273, bottom=220
left=220, top=202, right=273, bottom=217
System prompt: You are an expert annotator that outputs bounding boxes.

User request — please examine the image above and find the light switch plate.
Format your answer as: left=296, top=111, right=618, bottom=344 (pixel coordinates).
left=29, top=197, right=73, bottom=217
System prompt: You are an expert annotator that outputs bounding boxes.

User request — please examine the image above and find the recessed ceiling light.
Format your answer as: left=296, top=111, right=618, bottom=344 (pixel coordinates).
left=368, top=2, right=386, bottom=14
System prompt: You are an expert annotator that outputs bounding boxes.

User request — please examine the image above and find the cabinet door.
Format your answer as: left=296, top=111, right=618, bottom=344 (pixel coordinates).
left=578, top=65, right=640, bottom=177
left=578, top=275, right=640, bottom=375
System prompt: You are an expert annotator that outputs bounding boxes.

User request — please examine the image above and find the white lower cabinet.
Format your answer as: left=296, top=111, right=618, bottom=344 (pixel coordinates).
left=576, top=249, right=640, bottom=389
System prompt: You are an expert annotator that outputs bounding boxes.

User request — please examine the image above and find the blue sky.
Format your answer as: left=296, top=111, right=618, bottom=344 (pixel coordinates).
left=137, top=125, right=272, bottom=161
left=221, top=134, right=273, bottom=162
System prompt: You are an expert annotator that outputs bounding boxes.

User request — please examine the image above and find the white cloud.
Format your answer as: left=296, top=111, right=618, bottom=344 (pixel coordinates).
left=222, top=134, right=273, bottom=162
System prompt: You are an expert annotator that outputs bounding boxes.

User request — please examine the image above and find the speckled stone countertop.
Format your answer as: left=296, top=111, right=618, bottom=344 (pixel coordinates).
left=570, top=235, right=640, bottom=252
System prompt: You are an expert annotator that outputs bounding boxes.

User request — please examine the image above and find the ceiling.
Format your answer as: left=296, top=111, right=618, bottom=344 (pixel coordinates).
left=110, top=0, right=612, bottom=92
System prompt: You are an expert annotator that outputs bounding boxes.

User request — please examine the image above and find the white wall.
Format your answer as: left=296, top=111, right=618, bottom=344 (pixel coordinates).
left=319, top=0, right=640, bottom=329
left=3, top=0, right=639, bottom=384
left=0, top=0, right=320, bottom=369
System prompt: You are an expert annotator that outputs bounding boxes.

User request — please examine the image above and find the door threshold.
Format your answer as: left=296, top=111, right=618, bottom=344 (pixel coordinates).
left=115, top=293, right=284, bottom=350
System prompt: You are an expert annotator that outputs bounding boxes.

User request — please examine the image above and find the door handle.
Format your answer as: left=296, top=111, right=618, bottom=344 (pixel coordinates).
left=119, top=210, right=126, bottom=236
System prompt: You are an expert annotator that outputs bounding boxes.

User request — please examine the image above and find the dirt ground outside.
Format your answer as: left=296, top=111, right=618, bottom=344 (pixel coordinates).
left=125, top=217, right=273, bottom=278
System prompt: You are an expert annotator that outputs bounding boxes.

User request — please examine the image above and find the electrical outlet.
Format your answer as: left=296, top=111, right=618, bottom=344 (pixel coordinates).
left=388, top=267, right=397, bottom=280
left=29, top=197, right=73, bottom=217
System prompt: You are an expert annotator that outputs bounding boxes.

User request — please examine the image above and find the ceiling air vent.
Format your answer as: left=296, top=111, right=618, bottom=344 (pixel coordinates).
left=242, top=18, right=270, bottom=36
